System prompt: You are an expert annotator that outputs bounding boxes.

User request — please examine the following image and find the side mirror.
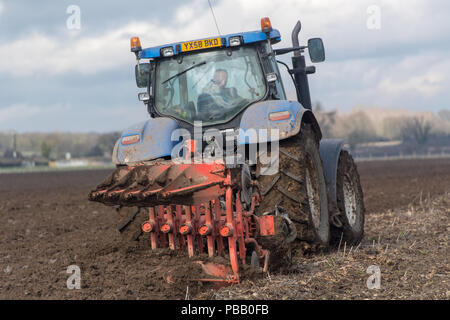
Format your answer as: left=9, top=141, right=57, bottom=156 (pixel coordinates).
left=135, top=63, right=151, bottom=88
left=307, top=38, right=325, bottom=63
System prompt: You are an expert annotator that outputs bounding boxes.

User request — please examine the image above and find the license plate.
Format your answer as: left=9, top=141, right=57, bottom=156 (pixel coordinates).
left=181, top=37, right=221, bottom=52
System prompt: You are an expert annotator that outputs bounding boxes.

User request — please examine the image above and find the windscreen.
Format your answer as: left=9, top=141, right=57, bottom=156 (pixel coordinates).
left=154, top=46, right=266, bottom=126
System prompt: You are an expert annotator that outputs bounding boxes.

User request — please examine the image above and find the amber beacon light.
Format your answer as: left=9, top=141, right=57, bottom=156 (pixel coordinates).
left=130, top=36, right=142, bottom=53
left=261, top=17, right=273, bottom=33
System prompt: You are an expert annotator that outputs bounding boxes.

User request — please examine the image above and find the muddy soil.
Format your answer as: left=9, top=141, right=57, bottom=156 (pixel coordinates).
left=357, top=158, right=450, bottom=213
left=200, top=192, right=449, bottom=300
left=0, top=158, right=449, bottom=299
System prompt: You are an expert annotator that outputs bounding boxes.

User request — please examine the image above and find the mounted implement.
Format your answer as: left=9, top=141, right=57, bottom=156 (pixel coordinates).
left=89, top=17, right=365, bottom=284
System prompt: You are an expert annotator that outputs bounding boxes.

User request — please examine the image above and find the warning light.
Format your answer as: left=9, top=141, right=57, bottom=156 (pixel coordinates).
left=121, top=134, right=140, bottom=146
left=261, top=17, right=272, bottom=33
left=130, top=37, right=142, bottom=53
left=269, top=111, right=291, bottom=121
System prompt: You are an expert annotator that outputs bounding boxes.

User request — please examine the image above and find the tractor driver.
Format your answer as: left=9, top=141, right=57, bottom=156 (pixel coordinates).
left=202, top=69, right=242, bottom=108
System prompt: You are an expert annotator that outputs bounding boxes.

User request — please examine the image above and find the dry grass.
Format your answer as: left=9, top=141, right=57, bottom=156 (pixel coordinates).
left=196, top=193, right=449, bottom=300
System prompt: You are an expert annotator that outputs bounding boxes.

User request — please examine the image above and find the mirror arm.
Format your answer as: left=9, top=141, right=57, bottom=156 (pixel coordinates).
left=274, top=46, right=307, bottom=56
left=288, top=65, right=316, bottom=75
left=304, top=66, right=316, bottom=74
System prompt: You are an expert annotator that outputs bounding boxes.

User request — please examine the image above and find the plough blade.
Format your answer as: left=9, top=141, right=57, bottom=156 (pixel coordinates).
left=89, top=162, right=227, bottom=206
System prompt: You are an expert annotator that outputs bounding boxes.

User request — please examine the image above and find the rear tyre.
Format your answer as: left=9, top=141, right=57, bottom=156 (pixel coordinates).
left=331, top=150, right=365, bottom=245
left=257, top=124, right=330, bottom=247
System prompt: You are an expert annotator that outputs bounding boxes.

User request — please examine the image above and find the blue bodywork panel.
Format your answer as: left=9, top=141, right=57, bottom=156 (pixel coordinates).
left=116, top=117, right=178, bottom=164
left=139, top=29, right=281, bottom=59
left=115, top=100, right=318, bottom=164
left=238, top=100, right=314, bottom=145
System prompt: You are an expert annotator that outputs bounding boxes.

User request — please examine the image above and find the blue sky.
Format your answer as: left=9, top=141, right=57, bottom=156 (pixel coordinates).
left=0, top=0, right=449, bottom=132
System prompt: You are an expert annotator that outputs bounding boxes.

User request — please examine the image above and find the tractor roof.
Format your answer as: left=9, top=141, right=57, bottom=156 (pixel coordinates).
left=139, top=29, right=281, bottom=59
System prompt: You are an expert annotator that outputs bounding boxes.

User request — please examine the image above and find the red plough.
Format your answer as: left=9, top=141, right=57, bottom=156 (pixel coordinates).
left=89, top=160, right=275, bottom=284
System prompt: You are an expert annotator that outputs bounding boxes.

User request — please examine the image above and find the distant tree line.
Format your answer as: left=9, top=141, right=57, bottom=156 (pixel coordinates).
left=0, top=132, right=121, bottom=160
left=1, top=106, right=449, bottom=159
left=313, top=103, right=450, bottom=151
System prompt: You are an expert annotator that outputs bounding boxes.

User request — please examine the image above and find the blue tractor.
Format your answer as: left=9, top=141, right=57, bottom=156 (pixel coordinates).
left=90, top=18, right=365, bottom=283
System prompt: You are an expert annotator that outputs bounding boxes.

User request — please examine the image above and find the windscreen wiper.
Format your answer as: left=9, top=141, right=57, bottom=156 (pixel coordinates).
left=162, top=61, right=207, bottom=84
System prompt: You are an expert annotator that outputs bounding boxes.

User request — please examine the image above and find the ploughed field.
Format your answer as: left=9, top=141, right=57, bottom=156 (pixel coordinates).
left=0, top=158, right=449, bottom=299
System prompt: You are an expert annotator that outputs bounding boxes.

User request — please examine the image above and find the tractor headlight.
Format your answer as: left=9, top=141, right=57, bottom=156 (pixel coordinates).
left=266, top=73, right=278, bottom=83
left=161, top=46, right=174, bottom=57
left=138, top=92, right=150, bottom=102
left=229, top=36, right=242, bottom=47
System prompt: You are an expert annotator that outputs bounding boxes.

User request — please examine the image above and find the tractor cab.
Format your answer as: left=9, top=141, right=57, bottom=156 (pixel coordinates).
left=131, top=18, right=323, bottom=128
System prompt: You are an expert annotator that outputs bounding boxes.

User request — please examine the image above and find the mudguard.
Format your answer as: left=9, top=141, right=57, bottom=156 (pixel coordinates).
left=115, top=117, right=178, bottom=164
left=319, top=139, right=345, bottom=202
left=237, top=100, right=321, bottom=145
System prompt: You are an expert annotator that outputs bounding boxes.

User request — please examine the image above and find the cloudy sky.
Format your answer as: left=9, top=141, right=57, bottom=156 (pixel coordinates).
left=0, top=0, right=449, bottom=132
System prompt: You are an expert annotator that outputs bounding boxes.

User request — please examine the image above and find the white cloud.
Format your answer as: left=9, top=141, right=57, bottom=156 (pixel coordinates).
left=0, top=0, right=449, bottom=116
left=0, top=104, right=69, bottom=125
left=4, top=0, right=449, bottom=77
left=306, top=49, right=450, bottom=109
left=0, top=25, right=143, bottom=76
left=370, top=50, right=449, bottom=100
